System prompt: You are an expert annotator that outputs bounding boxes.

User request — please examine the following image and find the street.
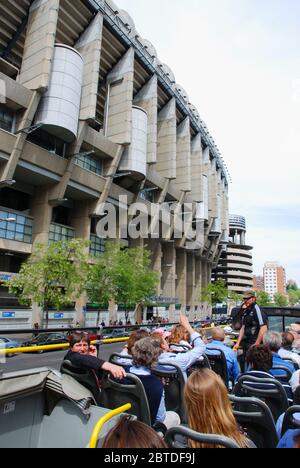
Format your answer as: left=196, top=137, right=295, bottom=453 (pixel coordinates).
left=0, top=342, right=125, bottom=374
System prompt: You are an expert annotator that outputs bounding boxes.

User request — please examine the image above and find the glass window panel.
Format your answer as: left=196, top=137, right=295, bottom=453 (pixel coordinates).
left=0, top=229, right=6, bottom=238
left=16, top=224, right=25, bottom=233
left=16, top=215, right=25, bottom=224
left=15, top=233, right=24, bottom=242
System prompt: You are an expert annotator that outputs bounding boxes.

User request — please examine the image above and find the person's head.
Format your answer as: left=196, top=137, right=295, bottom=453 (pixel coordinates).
left=242, top=290, right=256, bottom=308
left=131, top=337, right=160, bottom=368
left=282, top=332, right=295, bottom=349
left=103, top=415, right=168, bottom=449
left=169, top=325, right=190, bottom=344
left=263, top=331, right=282, bottom=353
left=69, top=332, right=90, bottom=355
left=151, top=332, right=169, bottom=352
left=184, top=369, right=247, bottom=448
left=127, top=330, right=149, bottom=355
left=246, top=345, right=273, bottom=372
left=211, top=328, right=226, bottom=342
left=288, top=324, right=300, bottom=340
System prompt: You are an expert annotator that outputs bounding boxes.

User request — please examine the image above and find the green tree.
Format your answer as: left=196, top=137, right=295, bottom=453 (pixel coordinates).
left=88, top=243, right=159, bottom=322
left=288, top=289, right=299, bottom=306
left=200, top=279, right=229, bottom=307
left=287, top=282, right=298, bottom=292
left=274, top=293, right=288, bottom=308
left=256, top=291, right=271, bottom=307
left=6, top=239, right=90, bottom=327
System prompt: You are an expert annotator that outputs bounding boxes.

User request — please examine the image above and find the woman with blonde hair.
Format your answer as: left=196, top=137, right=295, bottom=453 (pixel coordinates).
left=184, top=369, right=249, bottom=448
left=169, top=325, right=192, bottom=351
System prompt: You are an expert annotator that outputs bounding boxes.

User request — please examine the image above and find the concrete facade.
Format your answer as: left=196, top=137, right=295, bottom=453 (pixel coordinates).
left=0, top=0, right=230, bottom=328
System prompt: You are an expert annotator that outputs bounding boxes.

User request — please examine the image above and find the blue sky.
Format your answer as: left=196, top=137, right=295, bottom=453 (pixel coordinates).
left=116, top=0, right=300, bottom=283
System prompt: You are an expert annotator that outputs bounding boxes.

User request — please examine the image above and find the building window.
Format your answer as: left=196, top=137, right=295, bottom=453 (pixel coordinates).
left=0, top=105, right=14, bottom=132
left=90, top=234, right=105, bottom=257
left=75, top=153, right=103, bottom=176
left=0, top=210, right=33, bottom=244
left=139, top=189, right=155, bottom=203
left=49, top=223, right=75, bottom=243
left=27, top=128, right=66, bottom=157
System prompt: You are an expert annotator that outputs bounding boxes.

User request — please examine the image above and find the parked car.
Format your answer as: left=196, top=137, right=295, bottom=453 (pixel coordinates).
left=0, top=337, right=19, bottom=357
left=21, top=333, right=69, bottom=353
left=102, top=329, right=129, bottom=340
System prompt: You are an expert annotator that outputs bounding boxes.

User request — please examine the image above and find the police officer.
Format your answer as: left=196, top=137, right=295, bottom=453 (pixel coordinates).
left=233, top=290, right=268, bottom=371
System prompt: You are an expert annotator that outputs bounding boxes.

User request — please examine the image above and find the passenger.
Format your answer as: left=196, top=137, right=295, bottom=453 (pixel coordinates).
left=156, top=315, right=206, bottom=375
left=263, top=331, right=296, bottom=376
left=277, top=429, right=300, bottom=449
left=103, top=415, right=168, bottom=449
left=64, top=332, right=126, bottom=380
left=245, top=345, right=273, bottom=376
left=239, top=345, right=294, bottom=407
left=206, top=328, right=240, bottom=383
left=184, top=369, right=251, bottom=448
left=152, top=328, right=172, bottom=343
left=287, top=324, right=300, bottom=351
left=128, top=337, right=181, bottom=429
left=290, top=369, right=300, bottom=393
left=279, top=332, right=300, bottom=369
left=169, top=325, right=192, bottom=351
left=117, top=329, right=149, bottom=365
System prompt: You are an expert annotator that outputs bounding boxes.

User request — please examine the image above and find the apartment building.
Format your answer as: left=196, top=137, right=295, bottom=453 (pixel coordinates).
left=0, top=0, right=229, bottom=328
left=264, top=262, right=287, bottom=302
left=253, top=275, right=264, bottom=292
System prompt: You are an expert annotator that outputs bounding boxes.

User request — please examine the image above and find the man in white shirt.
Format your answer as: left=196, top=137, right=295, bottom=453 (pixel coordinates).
left=279, top=332, right=300, bottom=369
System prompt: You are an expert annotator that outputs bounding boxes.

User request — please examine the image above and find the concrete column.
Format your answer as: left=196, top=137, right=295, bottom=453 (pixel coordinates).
left=30, top=186, right=53, bottom=244
left=105, top=48, right=134, bottom=145
left=176, top=249, right=187, bottom=312
left=186, top=253, right=196, bottom=319
left=201, top=260, right=210, bottom=319
left=156, top=98, right=176, bottom=179
left=174, top=117, right=191, bottom=193
left=208, top=159, right=218, bottom=219
left=146, top=239, right=162, bottom=295
left=191, top=133, right=203, bottom=203
left=134, top=75, right=158, bottom=164
left=195, top=257, right=202, bottom=319
left=161, top=243, right=176, bottom=321
left=75, top=13, right=103, bottom=121
left=19, top=0, right=60, bottom=91
left=71, top=201, right=91, bottom=243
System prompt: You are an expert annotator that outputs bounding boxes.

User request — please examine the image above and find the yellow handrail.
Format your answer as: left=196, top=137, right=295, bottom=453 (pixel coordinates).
left=0, top=338, right=130, bottom=356
left=0, top=325, right=230, bottom=356
left=89, top=403, right=132, bottom=449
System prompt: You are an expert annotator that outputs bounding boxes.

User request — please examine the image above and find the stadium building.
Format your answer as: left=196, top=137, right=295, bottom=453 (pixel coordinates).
left=0, top=0, right=229, bottom=328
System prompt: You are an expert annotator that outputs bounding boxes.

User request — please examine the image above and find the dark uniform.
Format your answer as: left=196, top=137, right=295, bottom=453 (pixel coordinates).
left=241, top=303, right=268, bottom=371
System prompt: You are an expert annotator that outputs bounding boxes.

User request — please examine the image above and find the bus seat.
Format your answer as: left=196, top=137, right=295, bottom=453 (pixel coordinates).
left=281, top=405, right=300, bottom=437
left=230, top=395, right=278, bottom=448
left=233, top=375, right=289, bottom=422
left=165, top=425, right=240, bottom=449
left=99, top=372, right=151, bottom=426
left=151, top=362, right=187, bottom=422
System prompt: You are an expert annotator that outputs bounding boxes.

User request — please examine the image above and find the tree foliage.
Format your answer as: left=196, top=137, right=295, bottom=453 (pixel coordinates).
left=256, top=291, right=272, bottom=307
left=88, top=243, right=159, bottom=320
left=288, top=289, right=300, bottom=306
left=5, top=240, right=90, bottom=325
left=200, top=279, right=233, bottom=306
left=273, top=293, right=288, bottom=308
